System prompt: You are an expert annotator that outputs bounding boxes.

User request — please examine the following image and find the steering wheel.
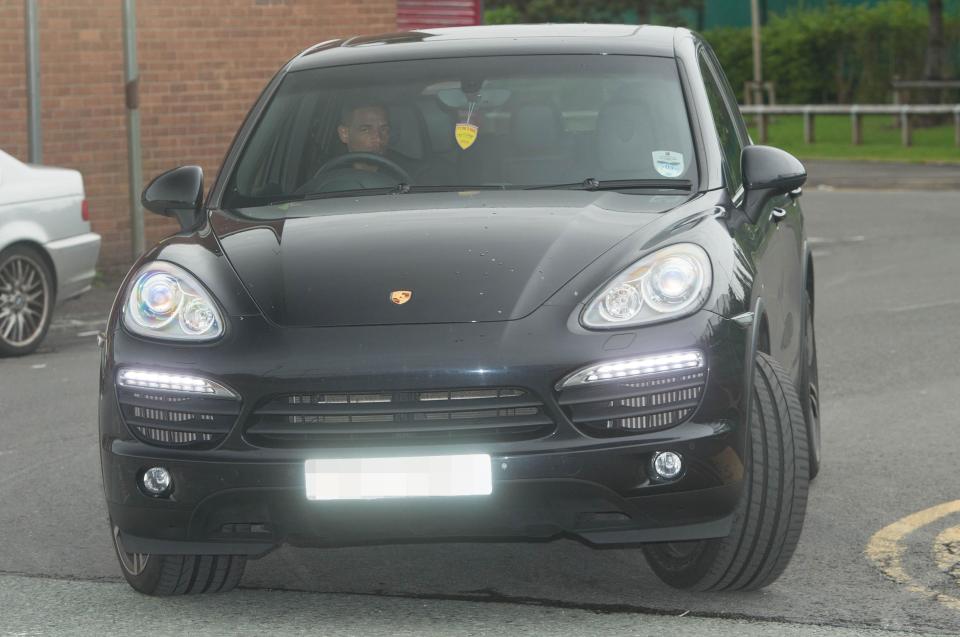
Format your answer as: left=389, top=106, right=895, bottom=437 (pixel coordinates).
left=313, top=152, right=412, bottom=184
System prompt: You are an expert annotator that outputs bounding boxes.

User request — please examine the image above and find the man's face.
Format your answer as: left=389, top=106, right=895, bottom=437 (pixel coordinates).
left=338, top=106, right=390, bottom=155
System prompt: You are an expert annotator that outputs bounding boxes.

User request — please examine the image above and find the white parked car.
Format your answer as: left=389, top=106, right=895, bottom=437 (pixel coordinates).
left=0, top=149, right=101, bottom=355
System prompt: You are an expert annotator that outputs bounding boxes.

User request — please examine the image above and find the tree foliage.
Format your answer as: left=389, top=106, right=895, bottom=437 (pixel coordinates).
left=485, top=0, right=959, bottom=104
left=484, top=0, right=703, bottom=27
left=704, top=0, right=959, bottom=104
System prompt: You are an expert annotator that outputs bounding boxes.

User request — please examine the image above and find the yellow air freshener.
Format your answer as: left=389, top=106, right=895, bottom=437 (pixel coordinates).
left=455, top=98, right=480, bottom=150
left=455, top=123, right=479, bottom=150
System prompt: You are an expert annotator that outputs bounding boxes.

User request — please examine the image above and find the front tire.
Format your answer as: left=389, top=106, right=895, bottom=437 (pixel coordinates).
left=112, top=524, right=247, bottom=596
left=643, top=352, right=809, bottom=591
left=801, top=291, right=822, bottom=479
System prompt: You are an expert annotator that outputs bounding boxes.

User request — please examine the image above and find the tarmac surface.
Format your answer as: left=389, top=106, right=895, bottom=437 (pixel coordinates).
left=804, top=159, right=960, bottom=191
left=2, top=161, right=960, bottom=636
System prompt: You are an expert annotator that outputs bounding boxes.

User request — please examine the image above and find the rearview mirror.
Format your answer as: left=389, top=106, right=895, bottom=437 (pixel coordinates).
left=741, top=146, right=806, bottom=223
left=436, top=88, right=511, bottom=109
left=141, top=165, right=204, bottom=232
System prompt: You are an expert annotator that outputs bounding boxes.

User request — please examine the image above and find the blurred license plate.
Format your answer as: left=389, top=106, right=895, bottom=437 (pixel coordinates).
left=305, top=454, right=492, bottom=500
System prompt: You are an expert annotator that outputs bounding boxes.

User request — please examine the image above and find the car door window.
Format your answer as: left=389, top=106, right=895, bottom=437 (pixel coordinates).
left=698, top=52, right=744, bottom=195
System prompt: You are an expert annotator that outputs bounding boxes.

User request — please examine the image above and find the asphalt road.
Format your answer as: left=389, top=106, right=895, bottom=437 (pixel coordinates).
left=2, top=188, right=960, bottom=636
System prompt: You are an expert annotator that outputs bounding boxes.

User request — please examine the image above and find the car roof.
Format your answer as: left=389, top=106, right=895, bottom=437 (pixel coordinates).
left=288, top=24, right=682, bottom=72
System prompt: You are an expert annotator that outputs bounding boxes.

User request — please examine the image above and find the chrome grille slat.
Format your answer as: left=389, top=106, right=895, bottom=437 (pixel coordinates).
left=247, top=414, right=552, bottom=437
left=602, top=407, right=695, bottom=430
left=259, top=397, right=543, bottom=416
left=116, top=387, right=241, bottom=415
left=133, top=425, right=217, bottom=446
left=419, top=388, right=524, bottom=401
left=122, top=417, right=233, bottom=436
left=288, top=393, right=393, bottom=405
left=567, top=397, right=702, bottom=424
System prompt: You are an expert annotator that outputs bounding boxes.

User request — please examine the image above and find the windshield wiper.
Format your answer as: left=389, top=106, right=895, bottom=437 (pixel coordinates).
left=267, top=183, right=522, bottom=206
left=403, top=184, right=526, bottom=193
left=268, top=184, right=411, bottom=205
left=525, top=178, right=693, bottom=192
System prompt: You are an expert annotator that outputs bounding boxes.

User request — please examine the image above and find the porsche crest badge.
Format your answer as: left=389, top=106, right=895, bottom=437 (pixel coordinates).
left=390, top=290, right=412, bottom=305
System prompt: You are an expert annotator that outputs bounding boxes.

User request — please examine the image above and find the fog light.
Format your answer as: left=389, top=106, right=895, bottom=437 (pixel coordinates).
left=142, top=467, right=172, bottom=496
left=651, top=451, right=683, bottom=481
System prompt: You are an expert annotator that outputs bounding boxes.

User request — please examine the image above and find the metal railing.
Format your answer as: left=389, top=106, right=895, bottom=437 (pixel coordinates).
left=892, top=80, right=960, bottom=107
left=739, top=104, right=960, bottom=147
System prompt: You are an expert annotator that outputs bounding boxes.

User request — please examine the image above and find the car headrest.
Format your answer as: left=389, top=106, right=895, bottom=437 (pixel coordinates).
left=388, top=104, right=424, bottom=160
left=510, top=104, right=564, bottom=154
left=596, top=99, right=654, bottom=175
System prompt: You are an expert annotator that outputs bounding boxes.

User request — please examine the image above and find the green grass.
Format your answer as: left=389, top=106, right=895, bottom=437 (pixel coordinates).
left=745, top=114, right=960, bottom=164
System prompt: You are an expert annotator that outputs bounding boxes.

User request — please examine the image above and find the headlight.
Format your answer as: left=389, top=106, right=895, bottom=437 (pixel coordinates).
left=123, top=262, right=225, bottom=341
left=581, top=243, right=711, bottom=329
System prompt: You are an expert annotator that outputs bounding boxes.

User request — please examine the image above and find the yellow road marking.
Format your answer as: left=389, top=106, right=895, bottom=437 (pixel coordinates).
left=865, top=500, right=960, bottom=611
left=934, top=526, right=960, bottom=583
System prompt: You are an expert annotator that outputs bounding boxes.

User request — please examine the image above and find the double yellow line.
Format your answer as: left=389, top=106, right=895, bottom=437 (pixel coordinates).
left=865, top=500, right=960, bottom=611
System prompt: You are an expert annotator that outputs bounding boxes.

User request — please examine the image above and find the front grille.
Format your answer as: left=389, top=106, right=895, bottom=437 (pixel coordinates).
left=218, top=523, right=271, bottom=537
left=246, top=387, right=555, bottom=447
left=117, top=386, right=240, bottom=449
left=557, top=369, right=706, bottom=437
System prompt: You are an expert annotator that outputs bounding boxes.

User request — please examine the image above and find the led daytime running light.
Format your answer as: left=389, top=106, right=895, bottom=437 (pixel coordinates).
left=117, top=369, right=238, bottom=399
left=557, top=351, right=704, bottom=389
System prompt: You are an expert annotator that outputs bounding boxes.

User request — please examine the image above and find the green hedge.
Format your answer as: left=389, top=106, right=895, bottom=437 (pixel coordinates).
left=703, top=1, right=960, bottom=104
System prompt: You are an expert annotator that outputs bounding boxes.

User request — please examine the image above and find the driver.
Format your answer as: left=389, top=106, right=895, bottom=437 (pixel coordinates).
left=337, top=102, right=391, bottom=171
left=303, top=101, right=409, bottom=193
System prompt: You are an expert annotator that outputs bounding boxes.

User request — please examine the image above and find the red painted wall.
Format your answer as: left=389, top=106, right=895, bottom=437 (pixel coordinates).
left=397, top=0, right=481, bottom=30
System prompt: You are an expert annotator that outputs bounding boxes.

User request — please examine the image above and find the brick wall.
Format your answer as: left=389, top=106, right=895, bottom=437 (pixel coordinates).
left=1, top=0, right=397, bottom=271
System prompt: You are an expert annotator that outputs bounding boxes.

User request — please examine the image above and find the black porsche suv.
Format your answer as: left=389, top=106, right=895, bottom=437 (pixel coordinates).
left=100, top=24, right=819, bottom=596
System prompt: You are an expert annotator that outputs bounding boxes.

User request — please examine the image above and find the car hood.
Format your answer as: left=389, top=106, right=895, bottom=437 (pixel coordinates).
left=212, top=191, right=688, bottom=327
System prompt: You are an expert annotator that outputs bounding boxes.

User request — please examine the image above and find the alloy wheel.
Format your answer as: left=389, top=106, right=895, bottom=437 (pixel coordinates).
left=662, top=541, right=706, bottom=560
left=0, top=254, right=50, bottom=348
left=806, top=309, right=821, bottom=462
left=113, top=525, right=150, bottom=576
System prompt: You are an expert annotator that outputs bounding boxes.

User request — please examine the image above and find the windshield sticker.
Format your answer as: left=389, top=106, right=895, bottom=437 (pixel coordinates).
left=652, top=150, right=684, bottom=178
left=455, top=100, right=479, bottom=150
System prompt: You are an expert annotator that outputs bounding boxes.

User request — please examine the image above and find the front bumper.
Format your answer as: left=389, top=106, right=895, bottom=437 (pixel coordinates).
left=100, top=306, right=751, bottom=554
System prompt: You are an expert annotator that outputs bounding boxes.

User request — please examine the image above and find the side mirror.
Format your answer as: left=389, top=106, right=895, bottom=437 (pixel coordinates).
left=141, top=166, right=205, bottom=232
left=741, top=146, right=806, bottom=224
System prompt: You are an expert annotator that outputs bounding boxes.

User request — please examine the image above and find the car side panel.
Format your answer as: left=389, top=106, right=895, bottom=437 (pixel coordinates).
left=0, top=212, right=51, bottom=250
left=691, top=37, right=805, bottom=384
left=0, top=157, right=99, bottom=301
left=46, top=232, right=102, bottom=302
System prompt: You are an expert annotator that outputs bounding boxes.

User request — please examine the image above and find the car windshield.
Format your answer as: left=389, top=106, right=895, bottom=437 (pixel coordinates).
left=222, top=55, right=697, bottom=210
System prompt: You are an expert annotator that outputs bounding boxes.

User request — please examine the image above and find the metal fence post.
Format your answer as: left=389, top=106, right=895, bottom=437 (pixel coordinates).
left=758, top=112, right=768, bottom=144
left=851, top=107, right=862, bottom=145
left=892, top=75, right=901, bottom=129
left=123, top=0, right=145, bottom=259
left=803, top=107, right=814, bottom=144
left=25, top=0, right=41, bottom=164
left=900, top=108, right=912, bottom=147
left=955, top=107, right=960, bottom=147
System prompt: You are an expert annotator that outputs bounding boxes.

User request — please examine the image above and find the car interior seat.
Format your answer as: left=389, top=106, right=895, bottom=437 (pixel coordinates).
left=595, top=88, right=692, bottom=181
left=501, top=103, right=575, bottom=185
